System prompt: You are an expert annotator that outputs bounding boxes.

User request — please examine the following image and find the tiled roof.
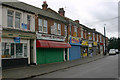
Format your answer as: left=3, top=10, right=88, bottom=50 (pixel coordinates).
left=2, top=2, right=67, bottom=23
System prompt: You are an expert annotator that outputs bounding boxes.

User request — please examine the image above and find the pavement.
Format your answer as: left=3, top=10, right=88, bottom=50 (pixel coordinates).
left=2, top=54, right=106, bottom=79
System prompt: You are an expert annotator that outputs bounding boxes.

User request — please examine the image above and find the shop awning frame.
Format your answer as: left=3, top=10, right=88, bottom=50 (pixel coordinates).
left=36, top=40, right=71, bottom=48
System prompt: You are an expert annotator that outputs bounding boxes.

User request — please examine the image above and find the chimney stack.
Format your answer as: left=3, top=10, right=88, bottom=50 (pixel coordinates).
left=42, top=1, right=48, bottom=10
left=58, top=8, right=65, bottom=16
left=74, top=20, right=79, bottom=24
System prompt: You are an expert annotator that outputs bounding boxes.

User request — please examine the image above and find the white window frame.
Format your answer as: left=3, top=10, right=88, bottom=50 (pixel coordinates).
left=57, top=24, right=61, bottom=35
left=15, top=12, right=21, bottom=29
left=54, top=22, right=57, bottom=35
left=38, top=18, right=43, bottom=32
left=93, top=33, right=95, bottom=41
left=81, top=29, right=83, bottom=38
left=43, top=20, right=47, bottom=33
left=7, top=10, right=14, bottom=27
left=64, top=25, right=67, bottom=36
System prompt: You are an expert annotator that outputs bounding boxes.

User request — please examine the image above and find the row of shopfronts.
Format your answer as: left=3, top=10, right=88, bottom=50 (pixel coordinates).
left=0, top=1, right=105, bottom=69
left=1, top=30, right=104, bottom=69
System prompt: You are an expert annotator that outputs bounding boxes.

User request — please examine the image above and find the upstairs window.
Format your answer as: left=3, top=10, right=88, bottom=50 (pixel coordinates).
left=64, top=25, right=67, bottom=36
left=54, top=22, right=57, bottom=35
left=38, top=18, right=42, bottom=32
left=58, top=24, right=61, bottom=35
left=74, top=27, right=77, bottom=37
left=43, top=20, right=47, bottom=33
left=27, top=15, right=31, bottom=30
left=15, top=12, right=21, bottom=28
left=38, top=19, right=48, bottom=33
left=7, top=10, right=14, bottom=27
left=81, top=29, right=83, bottom=38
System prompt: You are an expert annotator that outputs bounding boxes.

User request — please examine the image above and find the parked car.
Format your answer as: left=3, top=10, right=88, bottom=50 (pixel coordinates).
left=109, top=49, right=116, bottom=55
left=115, top=49, right=119, bottom=54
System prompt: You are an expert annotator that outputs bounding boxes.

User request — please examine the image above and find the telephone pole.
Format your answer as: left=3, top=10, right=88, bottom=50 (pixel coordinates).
left=104, top=24, right=106, bottom=55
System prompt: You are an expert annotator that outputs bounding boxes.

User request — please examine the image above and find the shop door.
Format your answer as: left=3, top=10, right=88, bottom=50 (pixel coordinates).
left=16, top=44, right=23, bottom=58
left=37, top=48, right=64, bottom=64
left=69, top=46, right=81, bottom=60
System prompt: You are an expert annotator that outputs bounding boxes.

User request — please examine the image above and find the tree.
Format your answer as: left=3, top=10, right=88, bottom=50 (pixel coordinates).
left=108, top=37, right=119, bottom=51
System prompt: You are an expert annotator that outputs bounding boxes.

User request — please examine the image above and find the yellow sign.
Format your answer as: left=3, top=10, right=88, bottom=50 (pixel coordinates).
left=82, top=41, right=88, bottom=46
left=93, top=42, right=97, bottom=46
left=83, top=53, right=87, bottom=57
left=73, top=32, right=77, bottom=37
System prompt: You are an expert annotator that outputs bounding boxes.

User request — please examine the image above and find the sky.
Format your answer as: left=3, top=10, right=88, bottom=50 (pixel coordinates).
left=1, top=0, right=119, bottom=38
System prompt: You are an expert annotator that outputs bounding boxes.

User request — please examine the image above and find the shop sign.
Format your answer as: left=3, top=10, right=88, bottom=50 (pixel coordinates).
left=81, top=41, right=88, bottom=46
left=100, top=43, right=104, bottom=45
left=14, top=37, right=20, bottom=43
left=73, top=32, right=77, bottom=37
left=2, top=31, right=36, bottom=39
left=37, top=33, right=65, bottom=41
left=93, top=42, right=97, bottom=46
left=22, top=23, right=27, bottom=30
left=70, top=37, right=80, bottom=44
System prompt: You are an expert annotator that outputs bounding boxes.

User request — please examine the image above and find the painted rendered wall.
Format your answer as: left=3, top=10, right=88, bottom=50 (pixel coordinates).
left=2, top=6, right=35, bottom=31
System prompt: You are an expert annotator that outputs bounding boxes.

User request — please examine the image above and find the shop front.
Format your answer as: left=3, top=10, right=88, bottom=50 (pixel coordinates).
left=36, top=34, right=71, bottom=64
left=93, top=42, right=98, bottom=55
left=100, top=42, right=104, bottom=54
left=88, top=41, right=93, bottom=56
left=81, top=40, right=88, bottom=57
left=69, top=37, right=81, bottom=60
left=2, top=29, right=36, bottom=69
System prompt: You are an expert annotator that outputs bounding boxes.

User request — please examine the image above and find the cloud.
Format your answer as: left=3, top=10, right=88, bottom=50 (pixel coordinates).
left=18, top=0, right=118, bottom=38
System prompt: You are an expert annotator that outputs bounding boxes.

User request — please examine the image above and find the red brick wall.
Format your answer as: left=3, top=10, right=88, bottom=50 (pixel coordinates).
left=102, top=36, right=103, bottom=42
left=83, top=30, right=85, bottom=39
left=35, top=14, right=38, bottom=31
left=77, top=27, right=81, bottom=37
left=67, top=24, right=70, bottom=36
left=91, top=32, right=93, bottom=40
left=95, top=33, right=97, bottom=41
left=61, top=23, right=65, bottom=36
left=71, top=25, right=74, bottom=36
left=86, top=31, right=88, bottom=40
left=98, top=35, right=100, bottom=42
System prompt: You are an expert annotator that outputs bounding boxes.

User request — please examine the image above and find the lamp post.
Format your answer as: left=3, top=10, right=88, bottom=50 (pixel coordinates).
left=104, top=24, right=106, bottom=55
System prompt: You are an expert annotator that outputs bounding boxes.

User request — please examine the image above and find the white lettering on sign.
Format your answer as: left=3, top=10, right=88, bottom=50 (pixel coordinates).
left=37, top=34, right=66, bottom=41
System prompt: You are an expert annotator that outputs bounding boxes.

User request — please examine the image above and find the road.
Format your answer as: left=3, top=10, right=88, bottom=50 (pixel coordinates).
left=34, top=54, right=118, bottom=78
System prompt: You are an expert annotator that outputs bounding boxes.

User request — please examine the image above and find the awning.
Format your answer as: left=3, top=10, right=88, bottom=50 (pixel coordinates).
left=36, top=40, right=71, bottom=48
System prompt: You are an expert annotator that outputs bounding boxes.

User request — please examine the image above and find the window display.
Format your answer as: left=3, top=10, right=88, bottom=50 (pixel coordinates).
left=2, top=43, right=27, bottom=58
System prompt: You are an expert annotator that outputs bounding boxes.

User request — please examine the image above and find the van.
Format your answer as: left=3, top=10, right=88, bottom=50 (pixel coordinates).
left=109, top=49, right=116, bottom=55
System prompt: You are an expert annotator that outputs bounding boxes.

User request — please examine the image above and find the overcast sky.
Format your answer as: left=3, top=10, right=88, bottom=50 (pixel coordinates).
left=8, top=0, right=119, bottom=38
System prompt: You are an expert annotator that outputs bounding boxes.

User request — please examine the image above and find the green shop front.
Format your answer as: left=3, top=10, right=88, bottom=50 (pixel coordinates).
left=36, top=34, right=71, bottom=64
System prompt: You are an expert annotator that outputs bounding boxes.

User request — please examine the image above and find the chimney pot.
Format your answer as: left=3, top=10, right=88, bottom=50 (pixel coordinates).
left=42, top=1, right=48, bottom=10
left=74, top=20, right=79, bottom=24
left=58, top=8, right=65, bottom=16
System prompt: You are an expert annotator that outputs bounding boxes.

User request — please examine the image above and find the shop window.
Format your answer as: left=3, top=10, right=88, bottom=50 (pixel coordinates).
left=58, top=24, right=61, bottom=35
left=15, top=12, right=21, bottom=28
left=27, top=15, right=31, bottom=30
left=2, top=43, right=27, bottom=58
left=2, top=43, right=10, bottom=58
left=7, top=10, right=14, bottom=27
left=11, top=43, right=14, bottom=57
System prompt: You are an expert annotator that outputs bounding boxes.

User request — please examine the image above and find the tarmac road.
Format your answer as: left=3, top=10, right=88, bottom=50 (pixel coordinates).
left=34, top=54, right=118, bottom=78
